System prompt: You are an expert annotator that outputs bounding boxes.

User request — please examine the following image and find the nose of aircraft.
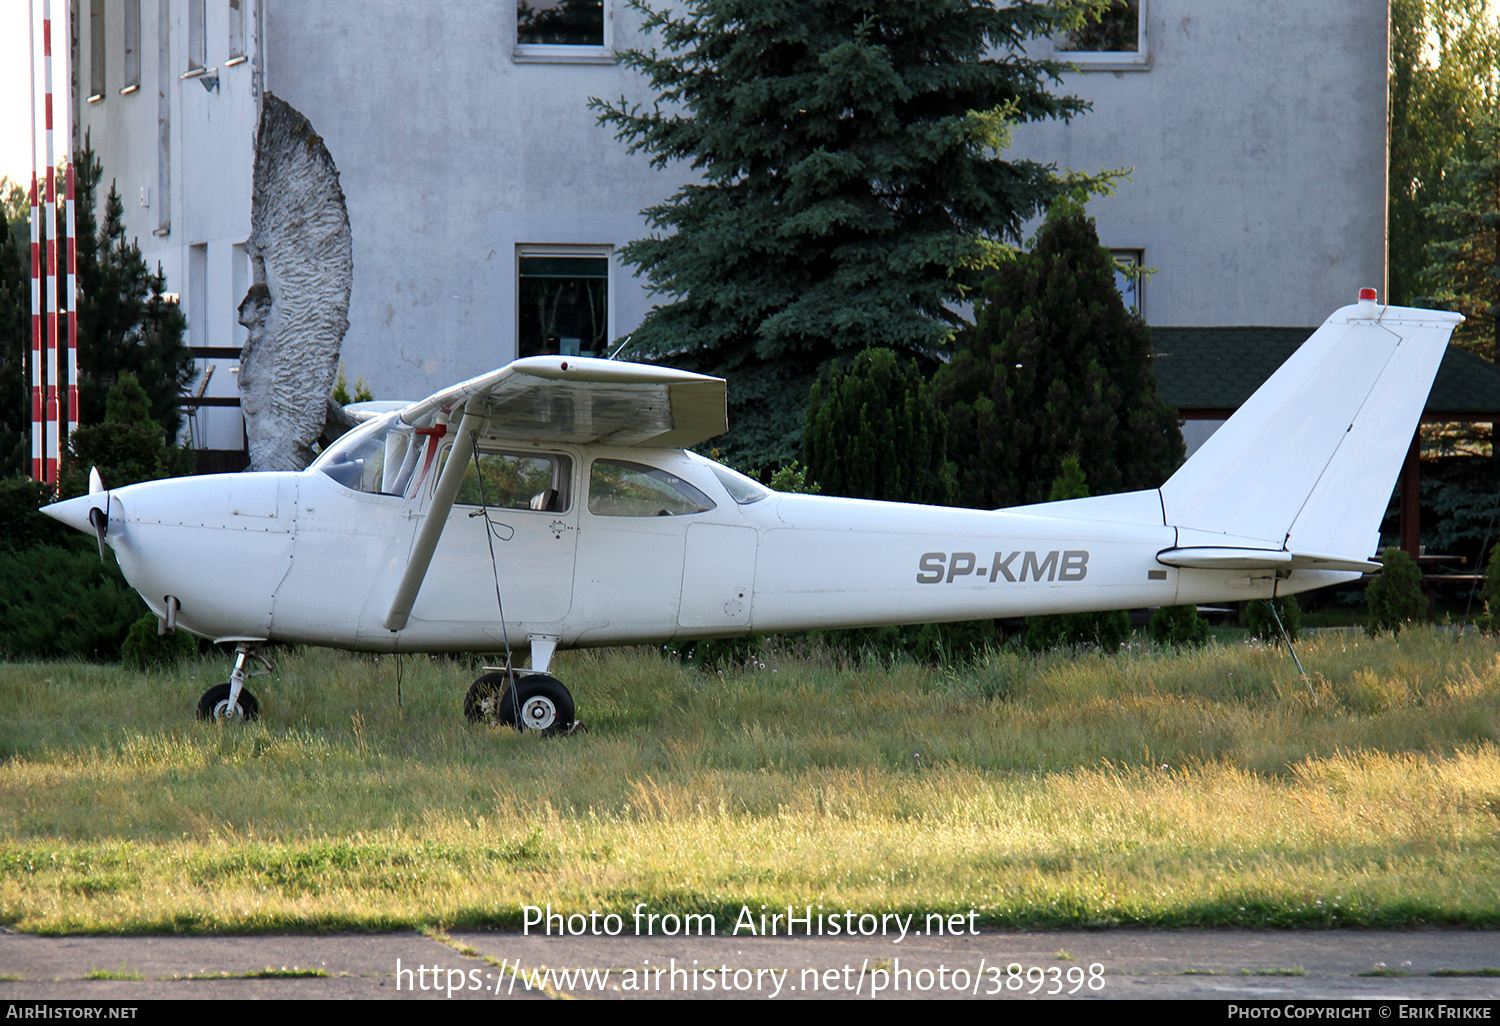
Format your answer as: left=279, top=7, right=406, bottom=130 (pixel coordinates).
left=40, top=492, right=105, bottom=536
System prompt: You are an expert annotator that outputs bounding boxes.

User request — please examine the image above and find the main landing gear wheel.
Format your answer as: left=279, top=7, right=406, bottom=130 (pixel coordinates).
left=464, top=672, right=575, bottom=735
left=196, top=682, right=260, bottom=722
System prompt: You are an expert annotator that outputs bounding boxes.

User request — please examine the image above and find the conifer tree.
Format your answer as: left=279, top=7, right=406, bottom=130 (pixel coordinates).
left=802, top=348, right=954, bottom=504
left=0, top=147, right=194, bottom=476
left=62, top=373, right=194, bottom=497
left=72, top=147, right=195, bottom=437
left=935, top=201, right=1183, bottom=510
left=1023, top=454, right=1132, bottom=651
left=594, top=0, right=1109, bottom=469
left=1366, top=546, right=1428, bottom=637
left=0, top=181, right=28, bottom=478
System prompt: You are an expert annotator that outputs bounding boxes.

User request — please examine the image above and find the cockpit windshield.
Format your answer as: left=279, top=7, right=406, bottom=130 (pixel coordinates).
left=311, top=412, right=438, bottom=497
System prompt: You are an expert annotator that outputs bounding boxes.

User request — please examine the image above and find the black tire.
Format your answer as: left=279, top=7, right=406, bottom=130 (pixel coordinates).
left=464, top=672, right=574, bottom=735
left=196, top=682, right=260, bottom=722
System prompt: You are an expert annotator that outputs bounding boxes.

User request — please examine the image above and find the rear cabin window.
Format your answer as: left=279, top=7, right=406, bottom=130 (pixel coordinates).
left=588, top=460, right=716, bottom=517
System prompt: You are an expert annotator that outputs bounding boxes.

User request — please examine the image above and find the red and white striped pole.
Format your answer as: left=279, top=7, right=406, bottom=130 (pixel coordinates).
left=28, top=178, right=43, bottom=483
left=54, top=0, right=76, bottom=456
left=66, top=163, right=78, bottom=445
left=27, top=0, right=44, bottom=482
left=42, top=0, right=61, bottom=485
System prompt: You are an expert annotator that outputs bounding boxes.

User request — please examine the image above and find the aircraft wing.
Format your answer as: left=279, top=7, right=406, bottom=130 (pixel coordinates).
left=383, top=356, right=726, bottom=633
left=396, top=356, right=727, bottom=449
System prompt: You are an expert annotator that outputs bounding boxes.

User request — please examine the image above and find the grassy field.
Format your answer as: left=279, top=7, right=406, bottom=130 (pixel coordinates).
left=0, top=627, right=1497, bottom=934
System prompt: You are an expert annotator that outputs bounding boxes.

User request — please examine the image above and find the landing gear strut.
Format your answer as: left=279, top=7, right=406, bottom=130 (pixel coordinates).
left=197, top=642, right=269, bottom=723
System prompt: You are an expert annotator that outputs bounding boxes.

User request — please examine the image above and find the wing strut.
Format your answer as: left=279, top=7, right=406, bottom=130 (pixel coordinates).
left=384, top=405, right=484, bottom=632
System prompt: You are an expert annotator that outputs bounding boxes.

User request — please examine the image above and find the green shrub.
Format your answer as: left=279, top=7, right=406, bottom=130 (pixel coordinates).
left=1476, top=542, right=1500, bottom=632
left=812, top=619, right=998, bottom=668
left=803, top=348, right=954, bottom=505
left=0, top=541, right=147, bottom=660
left=60, top=373, right=195, bottom=498
left=0, top=477, right=69, bottom=553
left=1246, top=595, right=1301, bottom=644
left=1149, top=604, right=1209, bottom=647
left=1366, top=546, right=1427, bottom=636
left=767, top=461, right=820, bottom=495
left=121, top=612, right=201, bottom=671
left=933, top=204, right=1183, bottom=511
left=680, top=636, right=765, bottom=674
left=1022, top=461, right=1134, bottom=653
left=332, top=359, right=374, bottom=405
left=1025, top=610, right=1132, bottom=652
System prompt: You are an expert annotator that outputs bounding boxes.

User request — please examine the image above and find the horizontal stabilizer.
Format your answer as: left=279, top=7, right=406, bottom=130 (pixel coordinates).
left=1156, top=547, right=1379, bottom=573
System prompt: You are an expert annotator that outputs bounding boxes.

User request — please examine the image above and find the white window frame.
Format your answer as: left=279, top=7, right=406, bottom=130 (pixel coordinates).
left=228, top=0, right=247, bottom=59
left=87, top=0, right=107, bottom=102
left=121, top=0, right=142, bottom=94
left=513, top=0, right=613, bottom=64
left=516, top=245, right=615, bottom=359
left=1111, top=249, right=1144, bottom=318
left=186, top=0, right=206, bottom=72
left=1055, top=0, right=1149, bottom=71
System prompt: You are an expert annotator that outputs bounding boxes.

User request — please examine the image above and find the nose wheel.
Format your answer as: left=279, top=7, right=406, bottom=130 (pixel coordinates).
left=196, top=682, right=260, bottom=722
left=197, top=642, right=269, bottom=723
left=464, top=671, right=575, bottom=735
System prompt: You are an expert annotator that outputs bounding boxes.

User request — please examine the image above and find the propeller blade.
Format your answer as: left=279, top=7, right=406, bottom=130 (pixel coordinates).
left=87, top=505, right=108, bottom=562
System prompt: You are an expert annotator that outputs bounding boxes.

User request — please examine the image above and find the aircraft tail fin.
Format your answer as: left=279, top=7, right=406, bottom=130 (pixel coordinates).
left=1158, top=294, right=1460, bottom=562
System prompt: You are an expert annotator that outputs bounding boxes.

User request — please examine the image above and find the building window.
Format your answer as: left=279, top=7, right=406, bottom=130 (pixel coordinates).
left=1111, top=250, right=1143, bottom=316
left=517, top=251, right=610, bottom=359
left=122, top=0, right=141, bottom=92
left=515, top=0, right=610, bottom=61
left=518, top=1, right=603, bottom=45
left=187, top=0, right=206, bottom=71
left=1057, top=0, right=1148, bottom=69
left=89, top=0, right=106, bottom=101
left=229, top=0, right=246, bottom=58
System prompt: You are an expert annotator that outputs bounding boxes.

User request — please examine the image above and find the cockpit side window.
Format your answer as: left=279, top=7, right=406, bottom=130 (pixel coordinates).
left=588, top=459, right=717, bottom=517
left=443, top=450, right=573, bottom=512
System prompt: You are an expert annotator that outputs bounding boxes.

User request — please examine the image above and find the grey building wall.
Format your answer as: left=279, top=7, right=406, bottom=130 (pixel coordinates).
left=1010, top=0, right=1388, bottom=327
left=75, top=0, right=259, bottom=451
left=262, top=1, right=679, bottom=400
left=73, top=0, right=1391, bottom=453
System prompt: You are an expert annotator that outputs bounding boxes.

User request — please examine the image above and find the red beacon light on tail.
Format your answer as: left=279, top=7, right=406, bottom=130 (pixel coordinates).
left=1359, top=287, right=1379, bottom=302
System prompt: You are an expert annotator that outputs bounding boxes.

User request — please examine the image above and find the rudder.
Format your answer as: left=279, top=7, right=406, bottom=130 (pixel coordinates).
left=1158, top=296, right=1459, bottom=562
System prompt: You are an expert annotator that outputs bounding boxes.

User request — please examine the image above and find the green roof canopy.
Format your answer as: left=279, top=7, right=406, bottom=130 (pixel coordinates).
left=1152, top=327, right=1500, bottom=420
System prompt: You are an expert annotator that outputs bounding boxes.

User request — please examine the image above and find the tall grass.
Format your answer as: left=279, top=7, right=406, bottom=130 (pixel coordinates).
left=0, top=628, right=1496, bottom=933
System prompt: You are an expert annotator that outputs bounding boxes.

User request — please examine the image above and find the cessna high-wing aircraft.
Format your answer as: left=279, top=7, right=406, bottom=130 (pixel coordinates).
left=43, top=291, right=1460, bottom=732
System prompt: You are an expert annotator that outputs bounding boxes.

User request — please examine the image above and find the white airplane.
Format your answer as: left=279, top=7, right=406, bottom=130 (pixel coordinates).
left=43, top=291, right=1460, bottom=732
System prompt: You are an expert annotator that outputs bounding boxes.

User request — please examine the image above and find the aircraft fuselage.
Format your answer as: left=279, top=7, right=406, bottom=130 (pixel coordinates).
left=92, top=444, right=1344, bottom=655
